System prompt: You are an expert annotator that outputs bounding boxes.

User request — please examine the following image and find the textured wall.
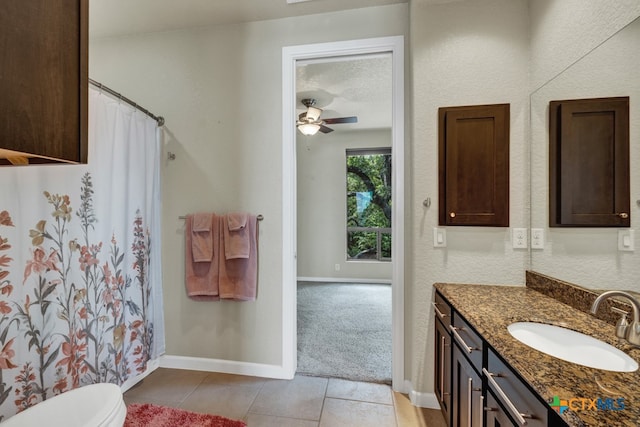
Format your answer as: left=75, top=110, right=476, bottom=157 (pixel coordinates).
left=409, top=0, right=530, bottom=394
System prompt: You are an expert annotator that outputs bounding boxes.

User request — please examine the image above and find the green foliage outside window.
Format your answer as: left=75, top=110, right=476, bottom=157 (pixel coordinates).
left=346, top=149, right=392, bottom=260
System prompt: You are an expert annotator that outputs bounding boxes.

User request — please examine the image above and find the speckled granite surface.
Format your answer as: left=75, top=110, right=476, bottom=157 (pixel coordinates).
left=434, top=282, right=640, bottom=427
left=526, top=271, right=636, bottom=326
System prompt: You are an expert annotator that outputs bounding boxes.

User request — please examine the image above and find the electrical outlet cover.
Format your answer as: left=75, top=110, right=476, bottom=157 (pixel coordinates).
left=531, top=228, right=544, bottom=249
left=512, top=228, right=528, bottom=249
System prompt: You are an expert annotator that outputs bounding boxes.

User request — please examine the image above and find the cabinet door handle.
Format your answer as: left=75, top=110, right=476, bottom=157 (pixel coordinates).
left=467, top=377, right=473, bottom=427
left=432, top=302, right=447, bottom=320
left=439, top=336, right=446, bottom=402
left=450, top=325, right=476, bottom=353
left=450, top=212, right=456, bottom=218
left=478, top=395, right=484, bottom=425
left=618, top=212, right=629, bottom=219
left=483, top=368, right=532, bottom=426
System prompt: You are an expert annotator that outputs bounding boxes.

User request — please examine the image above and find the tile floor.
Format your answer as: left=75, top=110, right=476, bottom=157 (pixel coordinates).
left=124, top=368, right=447, bottom=427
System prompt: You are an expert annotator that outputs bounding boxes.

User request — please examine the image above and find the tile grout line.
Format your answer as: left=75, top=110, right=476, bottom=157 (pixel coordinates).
left=177, top=373, right=214, bottom=405
left=243, top=376, right=273, bottom=421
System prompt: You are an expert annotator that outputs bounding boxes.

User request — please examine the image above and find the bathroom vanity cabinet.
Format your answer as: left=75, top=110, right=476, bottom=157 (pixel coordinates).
left=0, top=0, right=88, bottom=165
left=433, top=292, right=452, bottom=422
left=451, top=311, right=484, bottom=426
left=434, top=289, right=560, bottom=427
left=438, top=104, right=510, bottom=227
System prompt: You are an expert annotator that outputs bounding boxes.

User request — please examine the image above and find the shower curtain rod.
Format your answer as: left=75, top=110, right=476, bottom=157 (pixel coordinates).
left=89, top=78, right=165, bottom=127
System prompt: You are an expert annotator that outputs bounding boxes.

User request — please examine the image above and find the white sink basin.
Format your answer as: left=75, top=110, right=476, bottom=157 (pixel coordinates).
left=507, top=322, right=638, bottom=372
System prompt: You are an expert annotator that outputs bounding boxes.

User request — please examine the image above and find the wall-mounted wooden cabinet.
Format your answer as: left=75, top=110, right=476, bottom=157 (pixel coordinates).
left=439, top=104, right=510, bottom=227
left=0, top=0, right=88, bottom=166
left=549, top=97, right=629, bottom=227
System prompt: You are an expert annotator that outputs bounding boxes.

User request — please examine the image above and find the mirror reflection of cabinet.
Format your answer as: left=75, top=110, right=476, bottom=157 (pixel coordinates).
left=529, top=16, right=640, bottom=291
left=0, top=0, right=88, bottom=165
left=549, top=97, right=630, bottom=227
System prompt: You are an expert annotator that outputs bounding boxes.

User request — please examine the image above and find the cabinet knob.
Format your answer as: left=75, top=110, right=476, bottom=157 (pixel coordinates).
left=450, top=212, right=456, bottom=218
left=618, top=213, right=629, bottom=219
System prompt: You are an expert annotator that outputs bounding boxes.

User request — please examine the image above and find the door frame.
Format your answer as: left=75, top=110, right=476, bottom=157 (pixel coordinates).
left=281, top=36, right=405, bottom=389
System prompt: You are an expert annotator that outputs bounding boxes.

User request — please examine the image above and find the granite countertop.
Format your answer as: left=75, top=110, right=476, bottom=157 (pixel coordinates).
left=434, top=282, right=640, bottom=427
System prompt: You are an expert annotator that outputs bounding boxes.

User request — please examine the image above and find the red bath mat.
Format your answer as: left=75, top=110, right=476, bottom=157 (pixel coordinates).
left=125, top=403, right=247, bottom=427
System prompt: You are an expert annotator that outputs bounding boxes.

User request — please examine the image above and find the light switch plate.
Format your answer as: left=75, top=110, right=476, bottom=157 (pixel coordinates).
left=512, top=228, right=528, bottom=249
left=433, top=228, right=447, bottom=248
left=618, top=229, right=635, bottom=251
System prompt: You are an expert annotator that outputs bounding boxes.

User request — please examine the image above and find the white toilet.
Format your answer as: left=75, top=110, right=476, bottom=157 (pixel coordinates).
left=3, top=383, right=126, bottom=427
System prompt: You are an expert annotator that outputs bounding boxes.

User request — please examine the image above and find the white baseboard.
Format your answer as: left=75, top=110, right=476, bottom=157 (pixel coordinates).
left=401, top=380, right=440, bottom=409
left=410, top=390, right=440, bottom=409
left=297, top=276, right=391, bottom=284
left=160, top=355, right=294, bottom=380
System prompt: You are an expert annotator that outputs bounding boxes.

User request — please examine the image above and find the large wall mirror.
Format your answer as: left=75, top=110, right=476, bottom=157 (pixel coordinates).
left=530, top=17, right=640, bottom=291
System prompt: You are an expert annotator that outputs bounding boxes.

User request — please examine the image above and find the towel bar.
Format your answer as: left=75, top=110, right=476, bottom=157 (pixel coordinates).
left=179, top=214, right=263, bottom=221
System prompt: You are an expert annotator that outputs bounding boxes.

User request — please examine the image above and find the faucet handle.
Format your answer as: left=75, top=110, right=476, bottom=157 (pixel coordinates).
left=615, top=311, right=630, bottom=340
left=611, top=306, right=630, bottom=339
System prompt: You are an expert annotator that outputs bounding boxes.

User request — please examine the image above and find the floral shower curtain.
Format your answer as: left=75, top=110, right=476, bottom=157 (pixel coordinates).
left=0, top=87, right=165, bottom=420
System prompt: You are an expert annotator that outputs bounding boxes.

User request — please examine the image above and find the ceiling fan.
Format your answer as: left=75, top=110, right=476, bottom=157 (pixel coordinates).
left=296, top=98, right=357, bottom=136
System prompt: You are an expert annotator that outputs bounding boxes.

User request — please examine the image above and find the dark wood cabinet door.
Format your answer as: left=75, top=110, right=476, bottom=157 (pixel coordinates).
left=452, top=344, right=483, bottom=427
left=485, top=390, right=516, bottom=427
left=549, top=97, right=629, bottom=227
left=439, top=104, right=510, bottom=226
left=0, top=0, right=88, bottom=165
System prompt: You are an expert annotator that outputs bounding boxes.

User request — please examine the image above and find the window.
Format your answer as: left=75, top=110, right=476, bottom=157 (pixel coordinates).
left=346, top=148, right=392, bottom=261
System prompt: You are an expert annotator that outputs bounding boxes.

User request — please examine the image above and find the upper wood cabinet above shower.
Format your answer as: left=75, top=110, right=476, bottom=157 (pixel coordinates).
left=0, top=0, right=88, bottom=166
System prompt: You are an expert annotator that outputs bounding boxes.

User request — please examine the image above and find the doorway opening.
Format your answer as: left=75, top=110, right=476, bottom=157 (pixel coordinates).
left=282, top=36, right=405, bottom=390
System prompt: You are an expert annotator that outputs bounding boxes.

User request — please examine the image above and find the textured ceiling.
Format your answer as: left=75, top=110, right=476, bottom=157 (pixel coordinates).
left=90, top=0, right=398, bottom=133
left=89, top=0, right=408, bottom=39
left=296, top=55, right=392, bottom=131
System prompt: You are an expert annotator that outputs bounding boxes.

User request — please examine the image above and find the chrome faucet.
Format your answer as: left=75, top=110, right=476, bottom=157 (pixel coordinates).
left=591, top=291, right=640, bottom=346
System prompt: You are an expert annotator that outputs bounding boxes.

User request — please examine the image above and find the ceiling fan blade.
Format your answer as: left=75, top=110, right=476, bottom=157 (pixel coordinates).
left=323, top=116, right=358, bottom=125
left=319, top=124, right=334, bottom=134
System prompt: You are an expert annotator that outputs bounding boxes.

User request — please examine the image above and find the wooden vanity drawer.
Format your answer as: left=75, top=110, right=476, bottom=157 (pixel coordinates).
left=433, top=291, right=452, bottom=326
left=485, top=347, right=547, bottom=427
left=451, top=312, right=483, bottom=372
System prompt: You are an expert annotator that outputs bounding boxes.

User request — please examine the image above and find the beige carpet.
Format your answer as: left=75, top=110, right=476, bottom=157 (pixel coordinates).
left=297, top=282, right=392, bottom=384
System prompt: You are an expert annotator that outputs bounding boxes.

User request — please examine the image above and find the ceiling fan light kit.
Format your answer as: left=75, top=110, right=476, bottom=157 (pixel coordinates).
left=298, top=123, right=321, bottom=136
left=296, top=98, right=357, bottom=136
